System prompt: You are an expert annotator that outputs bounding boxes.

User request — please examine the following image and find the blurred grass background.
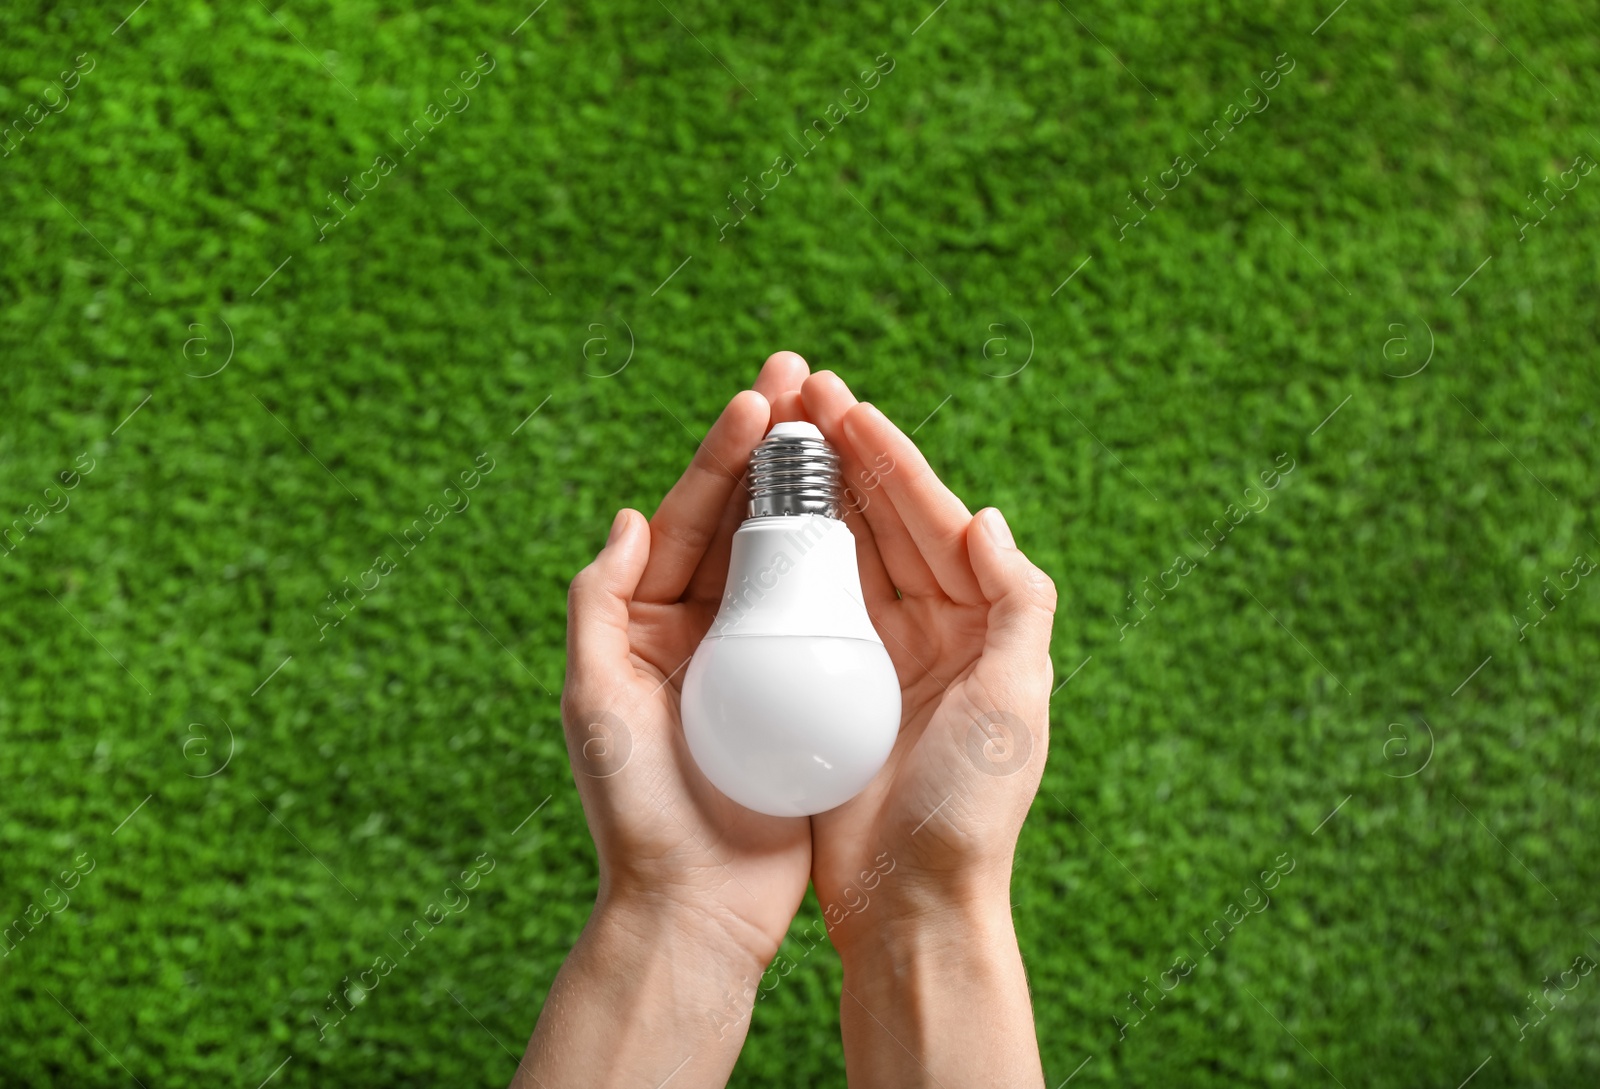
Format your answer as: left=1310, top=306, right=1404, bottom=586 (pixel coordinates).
left=2, top=0, right=1598, bottom=1086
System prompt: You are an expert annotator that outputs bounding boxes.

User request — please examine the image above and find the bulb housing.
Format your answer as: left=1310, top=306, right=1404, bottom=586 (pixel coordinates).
left=681, top=422, right=901, bottom=816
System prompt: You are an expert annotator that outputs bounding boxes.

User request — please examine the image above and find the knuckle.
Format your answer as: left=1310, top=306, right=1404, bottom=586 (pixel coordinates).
left=567, top=563, right=598, bottom=608
left=652, top=514, right=714, bottom=555
left=1022, top=565, right=1058, bottom=614
left=1036, top=571, right=1058, bottom=610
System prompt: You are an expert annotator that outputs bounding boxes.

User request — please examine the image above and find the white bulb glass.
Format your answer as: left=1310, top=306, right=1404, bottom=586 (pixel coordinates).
left=682, top=422, right=901, bottom=816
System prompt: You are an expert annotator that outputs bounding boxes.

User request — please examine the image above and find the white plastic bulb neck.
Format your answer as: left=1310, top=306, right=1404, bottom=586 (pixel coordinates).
left=707, top=515, right=881, bottom=642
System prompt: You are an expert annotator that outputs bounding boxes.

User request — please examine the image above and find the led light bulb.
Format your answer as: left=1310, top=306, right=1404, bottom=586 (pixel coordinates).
left=682, top=422, right=901, bottom=817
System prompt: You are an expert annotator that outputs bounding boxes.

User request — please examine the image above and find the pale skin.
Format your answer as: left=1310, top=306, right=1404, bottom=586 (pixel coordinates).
left=513, top=354, right=1055, bottom=1088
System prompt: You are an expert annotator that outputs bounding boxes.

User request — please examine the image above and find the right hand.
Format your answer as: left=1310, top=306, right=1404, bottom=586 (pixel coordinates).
left=799, top=370, right=1058, bottom=948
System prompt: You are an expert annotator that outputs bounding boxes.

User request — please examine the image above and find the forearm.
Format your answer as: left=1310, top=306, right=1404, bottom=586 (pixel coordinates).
left=512, top=894, right=764, bottom=1089
left=836, top=892, right=1044, bottom=1089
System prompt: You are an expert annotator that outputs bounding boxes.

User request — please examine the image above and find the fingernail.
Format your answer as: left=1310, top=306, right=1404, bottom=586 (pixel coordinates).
left=607, top=510, right=628, bottom=546
left=985, top=508, right=1015, bottom=549
left=819, top=370, right=856, bottom=402
left=855, top=402, right=888, bottom=432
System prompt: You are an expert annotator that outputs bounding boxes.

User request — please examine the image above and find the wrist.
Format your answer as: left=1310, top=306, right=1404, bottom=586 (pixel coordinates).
left=833, top=882, right=1017, bottom=974
left=518, top=890, right=770, bottom=1085
left=827, top=863, right=1015, bottom=967
left=589, top=886, right=771, bottom=986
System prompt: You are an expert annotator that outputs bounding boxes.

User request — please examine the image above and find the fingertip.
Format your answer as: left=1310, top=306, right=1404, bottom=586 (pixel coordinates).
left=965, top=509, right=1016, bottom=593
left=606, top=508, right=630, bottom=547
left=979, top=507, right=1016, bottom=550
left=611, top=507, right=643, bottom=542
left=969, top=512, right=1057, bottom=614
left=809, top=370, right=855, bottom=404
left=723, top=388, right=772, bottom=446
left=728, top=386, right=770, bottom=418
left=800, top=371, right=837, bottom=427
left=809, top=368, right=846, bottom=392
left=843, top=400, right=892, bottom=447
left=603, top=508, right=648, bottom=564
left=598, top=507, right=651, bottom=591
left=756, top=351, right=810, bottom=399
left=767, top=389, right=806, bottom=426
left=576, top=509, right=643, bottom=599
left=799, top=371, right=854, bottom=441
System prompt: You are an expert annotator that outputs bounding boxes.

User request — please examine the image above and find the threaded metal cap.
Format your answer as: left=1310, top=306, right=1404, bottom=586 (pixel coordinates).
left=747, top=421, right=843, bottom=519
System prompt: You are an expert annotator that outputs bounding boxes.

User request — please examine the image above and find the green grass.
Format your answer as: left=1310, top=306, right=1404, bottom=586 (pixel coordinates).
left=2, top=1, right=1598, bottom=1085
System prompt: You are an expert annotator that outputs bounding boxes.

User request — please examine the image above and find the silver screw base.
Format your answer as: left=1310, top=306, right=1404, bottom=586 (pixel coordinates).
left=747, top=422, right=843, bottom=520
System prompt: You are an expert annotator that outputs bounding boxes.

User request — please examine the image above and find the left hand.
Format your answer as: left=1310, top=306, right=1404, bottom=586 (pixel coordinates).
left=560, top=353, right=817, bottom=972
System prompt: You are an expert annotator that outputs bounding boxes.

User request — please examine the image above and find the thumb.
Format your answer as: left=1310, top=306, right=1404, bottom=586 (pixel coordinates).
left=564, top=509, right=649, bottom=707
left=966, top=508, right=1057, bottom=683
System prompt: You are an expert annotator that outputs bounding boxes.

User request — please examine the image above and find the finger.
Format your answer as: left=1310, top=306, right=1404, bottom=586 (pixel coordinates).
left=636, top=389, right=770, bottom=604
left=684, top=355, right=811, bottom=604
left=753, top=351, right=810, bottom=403
left=966, top=508, right=1057, bottom=677
left=836, top=485, right=897, bottom=610
left=802, top=371, right=935, bottom=601
left=767, top=388, right=806, bottom=426
left=844, top=401, right=987, bottom=606
left=684, top=467, right=753, bottom=606
left=564, top=509, right=650, bottom=708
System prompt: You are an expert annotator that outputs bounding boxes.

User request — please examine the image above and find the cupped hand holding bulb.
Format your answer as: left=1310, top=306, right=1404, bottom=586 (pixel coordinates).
left=517, top=356, right=1055, bottom=1089
left=800, top=369, right=1056, bottom=1088
left=518, top=355, right=817, bottom=1088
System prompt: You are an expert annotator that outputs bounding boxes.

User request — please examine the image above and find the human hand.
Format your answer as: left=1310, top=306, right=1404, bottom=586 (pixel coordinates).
left=800, top=369, right=1056, bottom=1086
left=516, top=354, right=816, bottom=1086
left=562, top=352, right=818, bottom=960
